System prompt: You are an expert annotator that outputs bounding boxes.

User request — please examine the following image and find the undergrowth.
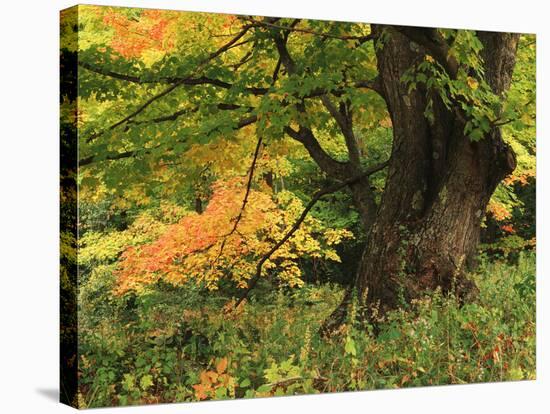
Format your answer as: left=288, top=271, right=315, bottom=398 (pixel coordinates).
left=77, top=252, right=535, bottom=407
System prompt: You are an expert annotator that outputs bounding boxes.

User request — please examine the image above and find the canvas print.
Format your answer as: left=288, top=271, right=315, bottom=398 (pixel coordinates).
left=60, top=5, right=536, bottom=409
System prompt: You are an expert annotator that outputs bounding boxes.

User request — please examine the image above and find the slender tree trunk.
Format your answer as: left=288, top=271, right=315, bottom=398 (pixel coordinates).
left=322, top=27, right=519, bottom=333
left=263, top=171, right=274, bottom=190
left=194, top=196, right=203, bottom=214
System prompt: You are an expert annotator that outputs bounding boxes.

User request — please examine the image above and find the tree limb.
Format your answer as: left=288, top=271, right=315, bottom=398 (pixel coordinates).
left=355, top=76, right=385, bottom=99
left=284, top=125, right=352, bottom=180
left=214, top=135, right=264, bottom=262
left=394, top=26, right=458, bottom=79
left=320, top=95, right=361, bottom=166
left=271, top=28, right=355, bottom=181
left=124, top=103, right=251, bottom=127
left=79, top=149, right=140, bottom=166
left=79, top=61, right=269, bottom=95
left=78, top=61, right=149, bottom=83
left=244, top=17, right=374, bottom=44
left=273, top=30, right=297, bottom=74
left=79, top=114, right=258, bottom=166
left=234, top=159, right=389, bottom=308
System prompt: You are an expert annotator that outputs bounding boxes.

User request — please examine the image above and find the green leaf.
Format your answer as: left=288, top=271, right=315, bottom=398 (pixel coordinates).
left=344, top=337, right=357, bottom=357
left=139, top=374, right=154, bottom=391
left=469, top=128, right=484, bottom=142
left=239, top=378, right=251, bottom=388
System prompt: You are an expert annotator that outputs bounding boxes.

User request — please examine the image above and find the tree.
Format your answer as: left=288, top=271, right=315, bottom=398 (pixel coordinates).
left=323, top=28, right=524, bottom=331
left=67, top=6, right=535, bottom=329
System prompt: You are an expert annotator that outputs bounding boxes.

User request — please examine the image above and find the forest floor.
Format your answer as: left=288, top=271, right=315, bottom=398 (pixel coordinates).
left=77, top=253, right=535, bottom=408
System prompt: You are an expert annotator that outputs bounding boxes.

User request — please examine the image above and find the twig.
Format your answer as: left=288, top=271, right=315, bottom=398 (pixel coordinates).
left=243, top=17, right=374, bottom=44
left=213, top=135, right=264, bottom=263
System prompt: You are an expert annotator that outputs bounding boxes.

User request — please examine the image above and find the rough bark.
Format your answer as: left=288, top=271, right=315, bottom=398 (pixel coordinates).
left=322, top=27, right=519, bottom=333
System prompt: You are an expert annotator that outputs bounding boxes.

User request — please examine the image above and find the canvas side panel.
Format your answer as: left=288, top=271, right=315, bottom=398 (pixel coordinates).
left=60, top=5, right=79, bottom=409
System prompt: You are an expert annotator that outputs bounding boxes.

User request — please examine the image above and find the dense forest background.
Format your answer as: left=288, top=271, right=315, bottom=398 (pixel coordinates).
left=60, top=6, right=535, bottom=408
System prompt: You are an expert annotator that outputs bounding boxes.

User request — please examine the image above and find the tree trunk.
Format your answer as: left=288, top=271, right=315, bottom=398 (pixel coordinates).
left=194, top=196, right=203, bottom=214
left=322, top=27, right=519, bottom=333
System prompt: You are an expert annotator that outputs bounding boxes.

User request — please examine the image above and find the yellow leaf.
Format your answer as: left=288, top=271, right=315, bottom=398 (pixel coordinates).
left=216, top=357, right=228, bottom=374
left=467, top=76, right=479, bottom=90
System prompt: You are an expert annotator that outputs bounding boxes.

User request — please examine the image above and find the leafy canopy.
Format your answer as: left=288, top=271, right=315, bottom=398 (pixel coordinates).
left=63, top=6, right=536, bottom=291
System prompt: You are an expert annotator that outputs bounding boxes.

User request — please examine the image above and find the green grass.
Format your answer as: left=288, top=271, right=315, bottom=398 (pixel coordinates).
left=77, top=252, right=535, bottom=408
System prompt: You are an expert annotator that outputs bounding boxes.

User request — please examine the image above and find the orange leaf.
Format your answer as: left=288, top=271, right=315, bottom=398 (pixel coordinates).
left=216, top=357, right=228, bottom=374
left=192, top=384, right=208, bottom=400
left=200, top=370, right=210, bottom=384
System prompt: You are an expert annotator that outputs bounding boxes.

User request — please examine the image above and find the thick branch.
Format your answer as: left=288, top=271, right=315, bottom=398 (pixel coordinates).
left=272, top=57, right=282, bottom=83
left=395, top=26, right=458, bottom=79
left=79, top=61, right=268, bottom=95
left=284, top=126, right=352, bottom=180
left=234, top=160, right=389, bottom=308
left=127, top=107, right=195, bottom=125
left=79, top=149, right=139, bottom=166
left=273, top=31, right=297, bottom=74
left=355, top=76, right=385, bottom=99
left=272, top=29, right=354, bottom=181
left=320, top=95, right=361, bottom=166
left=125, top=103, right=251, bottom=127
left=78, top=61, right=147, bottom=83
left=86, top=81, right=183, bottom=143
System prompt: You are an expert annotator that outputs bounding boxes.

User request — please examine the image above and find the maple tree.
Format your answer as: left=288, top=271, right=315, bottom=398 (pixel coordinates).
left=62, top=6, right=535, bottom=330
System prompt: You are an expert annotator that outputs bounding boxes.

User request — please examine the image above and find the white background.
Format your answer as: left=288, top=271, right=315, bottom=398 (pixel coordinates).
left=0, top=0, right=547, bottom=412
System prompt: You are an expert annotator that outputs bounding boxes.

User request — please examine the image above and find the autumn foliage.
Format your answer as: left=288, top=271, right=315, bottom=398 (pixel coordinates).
left=62, top=5, right=536, bottom=408
left=115, top=178, right=352, bottom=294
left=102, top=9, right=176, bottom=58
